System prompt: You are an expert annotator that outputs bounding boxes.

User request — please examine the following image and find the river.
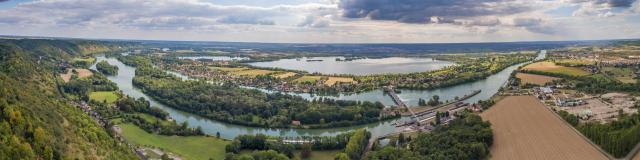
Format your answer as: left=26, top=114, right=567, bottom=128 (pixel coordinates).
left=93, top=51, right=544, bottom=140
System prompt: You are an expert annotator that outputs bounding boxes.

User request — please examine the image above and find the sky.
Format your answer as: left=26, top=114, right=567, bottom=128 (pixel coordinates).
left=0, top=0, right=639, bottom=43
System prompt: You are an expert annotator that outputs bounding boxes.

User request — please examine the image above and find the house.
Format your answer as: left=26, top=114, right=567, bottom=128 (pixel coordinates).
left=540, top=87, right=553, bottom=94
left=291, top=120, right=301, bottom=126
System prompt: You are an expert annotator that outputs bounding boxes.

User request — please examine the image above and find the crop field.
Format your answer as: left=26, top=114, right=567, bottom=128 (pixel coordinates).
left=274, top=72, right=297, bottom=79
left=324, top=77, right=354, bottom=86
left=89, top=91, right=118, bottom=103
left=515, top=73, right=560, bottom=85
left=554, top=59, right=595, bottom=66
left=231, top=69, right=275, bottom=77
left=119, top=124, right=229, bottom=160
left=480, top=96, right=607, bottom=160
left=293, top=76, right=323, bottom=83
left=522, top=61, right=590, bottom=76
left=209, top=66, right=248, bottom=72
left=601, top=67, right=637, bottom=83
left=60, top=68, right=94, bottom=82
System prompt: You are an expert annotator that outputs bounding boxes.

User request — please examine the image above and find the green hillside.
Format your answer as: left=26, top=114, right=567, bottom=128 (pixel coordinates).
left=0, top=40, right=138, bottom=159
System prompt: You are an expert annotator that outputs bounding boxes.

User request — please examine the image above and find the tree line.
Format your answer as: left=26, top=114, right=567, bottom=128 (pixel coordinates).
left=367, top=112, right=493, bottom=160
left=123, top=55, right=396, bottom=128
left=96, top=60, right=118, bottom=75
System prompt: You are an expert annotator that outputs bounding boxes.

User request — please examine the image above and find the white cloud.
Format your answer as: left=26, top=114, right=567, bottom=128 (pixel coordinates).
left=0, top=0, right=637, bottom=43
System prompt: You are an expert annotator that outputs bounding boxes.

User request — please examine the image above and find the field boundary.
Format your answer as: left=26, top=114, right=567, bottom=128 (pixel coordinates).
left=538, top=98, right=615, bottom=160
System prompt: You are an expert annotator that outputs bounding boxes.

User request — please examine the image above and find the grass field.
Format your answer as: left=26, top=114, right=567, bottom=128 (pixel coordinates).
left=515, top=73, right=560, bottom=86
left=89, top=91, right=118, bottom=103
left=522, top=61, right=590, bottom=76
left=554, top=59, right=595, bottom=66
left=602, top=67, right=637, bottom=83
left=72, top=57, right=96, bottom=63
left=274, top=72, right=297, bottom=79
left=293, top=76, right=323, bottom=83
left=324, top=77, right=354, bottom=86
left=294, top=150, right=340, bottom=160
left=480, top=96, right=608, bottom=160
left=119, top=124, right=229, bottom=160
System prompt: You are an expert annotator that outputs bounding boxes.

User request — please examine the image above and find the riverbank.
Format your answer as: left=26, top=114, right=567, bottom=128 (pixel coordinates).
left=93, top=51, right=542, bottom=140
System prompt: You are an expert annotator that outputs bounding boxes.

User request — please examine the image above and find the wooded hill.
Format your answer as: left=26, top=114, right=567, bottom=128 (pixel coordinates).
left=0, top=39, right=138, bottom=159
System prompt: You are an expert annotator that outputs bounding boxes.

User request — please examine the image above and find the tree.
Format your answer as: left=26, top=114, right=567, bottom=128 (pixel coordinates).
left=161, top=153, right=171, bottom=160
left=427, top=95, right=441, bottom=106
left=301, top=143, right=312, bottom=158
left=334, top=153, right=350, bottom=160
left=398, top=133, right=405, bottom=146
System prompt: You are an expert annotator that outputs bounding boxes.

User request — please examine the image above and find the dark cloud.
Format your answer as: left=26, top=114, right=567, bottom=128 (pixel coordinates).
left=597, top=0, right=636, bottom=7
left=513, top=18, right=556, bottom=34
left=338, top=0, right=531, bottom=24
left=569, top=0, right=637, bottom=7
left=0, top=0, right=8, bottom=2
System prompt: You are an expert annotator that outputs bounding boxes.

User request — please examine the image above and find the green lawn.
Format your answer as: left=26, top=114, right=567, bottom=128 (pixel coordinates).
left=602, top=67, right=637, bottom=83
left=73, top=57, right=96, bottom=63
left=89, top=91, right=118, bottom=103
left=119, top=124, right=229, bottom=160
left=295, top=150, right=341, bottom=160
left=544, top=67, right=590, bottom=76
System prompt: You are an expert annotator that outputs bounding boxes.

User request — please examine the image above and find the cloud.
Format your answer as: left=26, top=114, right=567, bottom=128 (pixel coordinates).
left=0, top=0, right=8, bottom=2
left=512, top=17, right=557, bottom=34
left=338, top=0, right=533, bottom=24
left=298, top=15, right=331, bottom=28
left=0, top=0, right=332, bottom=29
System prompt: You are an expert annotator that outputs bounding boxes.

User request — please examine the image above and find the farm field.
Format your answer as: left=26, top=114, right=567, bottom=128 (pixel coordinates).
left=89, top=91, right=118, bottom=103
left=554, top=59, right=595, bottom=66
left=515, top=73, right=560, bottom=85
left=209, top=66, right=248, bottom=72
left=119, top=124, right=229, bottom=160
left=480, top=96, right=608, bottom=160
left=60, top=68, right=94, bottom=82
left=324, top=77, right=354, bottom=86
left=601, top=67, right=637, bottom=83
left=231, top=69, right=275, bottom=77
left=274, top=72, right=297, bottom=79
left=294, top=75, right=322, bottom=83
left=522, top=61, right=590, bottom=76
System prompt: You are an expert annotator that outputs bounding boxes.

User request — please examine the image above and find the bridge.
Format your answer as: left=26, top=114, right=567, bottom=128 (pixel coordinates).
left=384, top=86, right=417, bottom=120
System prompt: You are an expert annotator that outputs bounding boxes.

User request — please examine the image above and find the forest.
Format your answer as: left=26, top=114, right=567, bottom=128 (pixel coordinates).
left=124, top=55, right=396, bottom=128
left=367, top=112, right=493, bottom=160
left=0, top=39, right=138, bottom=159
left=96, top=60, right=119, bottom=75
left=561, top=108, right=640, bottom=157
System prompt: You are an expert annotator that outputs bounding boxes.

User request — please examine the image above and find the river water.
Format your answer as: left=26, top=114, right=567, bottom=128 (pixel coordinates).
left=247, top=56, right=454, bottom=76
left=93, top=51, right=544, bottom=140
